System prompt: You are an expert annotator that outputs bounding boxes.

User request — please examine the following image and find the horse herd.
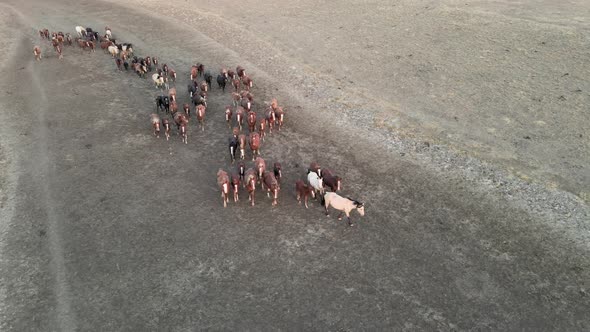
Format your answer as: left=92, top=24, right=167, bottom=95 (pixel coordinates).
left=34, top=24, right=365, bottom=226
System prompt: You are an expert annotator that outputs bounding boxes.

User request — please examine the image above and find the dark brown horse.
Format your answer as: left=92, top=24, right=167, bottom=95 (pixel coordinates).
left=247, top=110, right=256, bottom=132
left=244, top=168, right=257, bottom=206
left=196, top=104, right=206, bottom=131
left=250, top=133, right=261, bottom=161
left=321, top=169, right=342, bottom=192
left=217, top=169, right=230, bottom=208
left=273, top=162, right=282, bottom=188
left=262, top=171, right=279, bottom=206
left=183, top=103, right=191, bottom=118
left=224, top=106, right=233, bottom=128
left=295, top=180, right=315, bottom=208
left=237, top=161, right=246, bottom=182
left=236, top=65, right=246, bottom=78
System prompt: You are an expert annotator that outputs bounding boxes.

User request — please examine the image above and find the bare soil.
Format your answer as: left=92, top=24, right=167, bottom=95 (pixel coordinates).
left=0, top=0, right=588, bottom=330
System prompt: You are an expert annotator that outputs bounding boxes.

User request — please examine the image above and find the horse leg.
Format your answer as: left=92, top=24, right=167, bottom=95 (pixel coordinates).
left=337, top=212, right=344, bottom=221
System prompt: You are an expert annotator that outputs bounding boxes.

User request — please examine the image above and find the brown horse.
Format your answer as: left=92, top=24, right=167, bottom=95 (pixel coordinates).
left=196, top=104, right=206, bottom=131
left=217, top=169, right=230, bottom=208
left=65, top=33, right=73, bottom=46
left=244, top=168, right=257, bottom=206
left=51, top=38, right=63, bottom=59
left=247, top=110, right=256, bottom=132
left=265, top=108, right=276, bottom=134
left=274, top=107, right=285, bottom=131
left=235, top=106, right=245, bottom=131
left=170, top=100, right=178, bottom=117
left=168, top=87, right=176, bottom=102
left=321, top=169, right=342, bottom=192
left=199, top=81, right=208, bottom=93
left=162, top=118, right=171, bottom=140
left=321, top=192, right=365, bottom=226
left=183, top=103, right=191, bottom=118
left=242, top=75, right=253, bottom=91
left=238, top=134, right=247, bottom=160
left=273, top=162, right=282, bottom=188
left=236, top=65, right=246, bottom=78
left=255, top=157, right=266, bottom=187
left=258, top=121, right=266, bottom=141
left=232, top=78, right=240, bottom=92
left=150, top=113, right=161, bottom=138
left=295, top=180, right=315, bottom=208
left=100, top=40, right=113, bottom=51
left=262, top=171, right=279, bottom=206
left=196, top=63, right=204, bottom=77
left=86, top=41, right=95, bottom=52
left=231, top=173, right=240, bottom=202
left=224, top=106, right=233, bottom=128
left=227, top=69, right=236, bottom=80
left=174, top=112, right=188, bottom=144
left=250, top=133, right=261, bottom=161
left=231, top=92, right=241, bottom=107
left=33, top=46, right=42, bottom=61
left=168, top=68, right=177, bottom=82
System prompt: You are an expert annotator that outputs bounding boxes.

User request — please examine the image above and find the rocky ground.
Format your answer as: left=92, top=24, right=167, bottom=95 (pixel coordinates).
left=0, top=0, right=588, bottom=330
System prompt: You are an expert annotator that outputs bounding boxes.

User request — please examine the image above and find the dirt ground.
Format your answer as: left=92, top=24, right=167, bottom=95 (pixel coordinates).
left=0, top=0, right=589, bottom=330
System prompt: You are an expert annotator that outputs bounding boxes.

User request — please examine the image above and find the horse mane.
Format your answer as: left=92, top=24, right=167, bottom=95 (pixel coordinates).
left=345, top=196, right=362, bottom=206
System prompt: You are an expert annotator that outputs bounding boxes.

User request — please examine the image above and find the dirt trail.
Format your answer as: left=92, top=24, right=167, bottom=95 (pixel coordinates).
left=0, top=0, right=588, bottom=330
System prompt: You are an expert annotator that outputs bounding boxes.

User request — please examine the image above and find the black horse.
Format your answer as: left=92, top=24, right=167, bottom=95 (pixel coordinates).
left=229, top=135, right=239, bottom=163
left=204, top=71, right=213, bottom=88
left=216, top=74, right=227, bottom=92
left=187, top=84, right=197, bottom=97
left=191, top=92, right=207, bottom=108
left=155, top=95, right=170, bottom=113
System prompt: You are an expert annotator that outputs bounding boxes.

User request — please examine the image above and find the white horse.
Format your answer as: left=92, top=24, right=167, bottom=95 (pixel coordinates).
left=107, top=45, right=119, bottom=57
left=105, top=29, right=112, bottom=39
left=322, top=192, right=365, bottom=226
left=152, top=74, right=165, bottom=89
left=75, top=26, right=86, bottom=38
left=307, top=171, right=324, bottom=197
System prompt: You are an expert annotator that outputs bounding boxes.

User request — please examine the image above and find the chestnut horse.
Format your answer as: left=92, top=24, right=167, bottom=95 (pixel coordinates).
left=150, top=113, right=161, bottom=138
left=244, top=168, right=257, bottom=206
left=170, top=100, right=178, bottom=117
left=295, top=180, right=315, bottom=208
left=232, top=78, right=240, bottom=92
left=196, top=104, right=206, bottom=131
left=190, top=65, right=198, bottom=80
left=168, top=87, right=176, bottom=102
left=262, top=171, right=279, bottom=206
left=168, top=68, right=177, bottom=82
left=236, top=65, right=245, bottom=78
left=249, top=132, right=261, bottom=161
left=321, top=192, right=365, bottom=227
left=255, top=157, right=266, bottom=187
left=274, top=107, right=285, bottom=131
left=258, top=121, right=266, bottom=142
left=235, top=106, right=245, bottom=131
left=217, top=169, right=230, bottom=207
left=229, top=135, right=239, bottom=164
left=242, top=75, right=253, bottom=91
left=183, top=103, right=191, bottom=118
left=224, top=106, right=233, bottom=128
left=33, top=46, right=42, bottom=61
left=247, top=110, right=256, bottom=132
left=321, top=169, right=342, bottom=192
left=174, top=112, right=188, bottom=144
left=162, top=118, right=171, bottom=140
left=265, top=108, right=276, bottom=134
left=240, top=94, right=252, bottom=112
left=231, top=172, right=240, bottom=202
left=238, top=134, right=246, bottom=160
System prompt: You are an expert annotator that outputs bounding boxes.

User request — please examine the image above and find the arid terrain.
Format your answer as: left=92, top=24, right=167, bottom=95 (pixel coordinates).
left=0, top=0, right=589, bottom=330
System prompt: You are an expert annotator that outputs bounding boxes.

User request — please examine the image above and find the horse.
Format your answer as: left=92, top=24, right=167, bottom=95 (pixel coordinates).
left=183, top=103, right=191, bottom=118
left=231, top=173, right=240, bottom=202
left=204, top=71, right=212, bottom=88
left=162, top=118, right=171, bottom=140
left=307, top=171, right=324, bottom=198
left=199, top=81, right=208, bottom=93
left=105, top=27, right=112, bottom=39
left=308, top=162, right=321, bottom=178
left=236, top=65, right=246, bottom=78
left=229, top=135, right=239, bottom=164
left=161, top=63, right=169, bottom=76
left=244, top=168, right=257, bottom=206
left=274, top=107, right=285, bottom=131
left=145, top=56, right=152, bottom=71
left=238, top=134, right=247, bottom=160
left=242, top=75, right=253, bottom=91
left=150, top=113, right=161, bottom=138
left=221, top=67, right=228, bottom=79
left=168, top=68, right=177, bottom=82
left=255, top=157, right=266, bottom=187
left=190, top=65, right=198, bottom=80
left=262, top=171, right=279, bottom=206
left=237, top=161, right=246, bottom=182
left=65, top=33, right=73, bottom=46
left=170, top=100, right=178, bottom=117
left=258, top=121, right=266, bottom=141
left=196, top=63, right=204, bottom=77
left=155, top=95, right=170, bottom=113
left=246, top=110, right=257, bottom=132
left=101, top=41, right=113, bottom=52
left=77, top=38, right=88, bottom=50
left=240, top=94, right=252, bottom=111
left=321, top=169, right=342, bottom=192
left=86, top=40, right=95, bottom=52
left=249, top=132, right=261, bottom=161
left=174, top=112, right=188, bottom=144
left=265, top=108, right=276, bottom=134
left=168, top=87, right=176, bottom=102
left=187, top=83, right=197, bottom=98
left=224, top=106, right=233, bottom=128
left=217, top=169, right=230, bottom=208
left=231, top=92, right=241, bottom=107
left=273, top=162, right=282, bottom=188
left=295, top=180, right=315, bottom=208
left=192, top=92, right=207, bottom=108
left=321, top=192, right=365, bottom=227
left=33, top=46, right=42, bottom=61
left=152, top=74, right=166, bottom=89
left=196, top=104, right=206, bottom=131
left=134, top=63, right=147, bottom=78
left=54, top=44, right=63, bottom=59
left=75, top=26, right=86, bottom=38
left=123, top=61, right=129, bottom=71
left=232, top=78, right=240, bottom=92
left=228, top=69, right=236, bottom=80
left=235, top=106, right=245, bottom=131
left=217, top=74, right=227, bottom=92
